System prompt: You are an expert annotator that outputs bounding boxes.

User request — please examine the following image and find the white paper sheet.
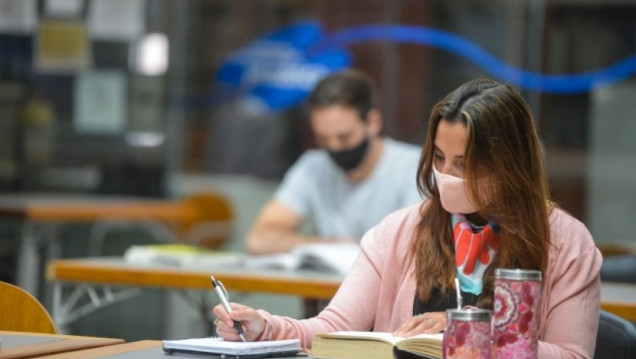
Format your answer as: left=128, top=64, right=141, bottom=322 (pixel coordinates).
left=73, top=71, right=127, bottom=134
left=0, top=0, right=36, bottom=33
left=88, top=0, right=145, bottom=41
left=44, top=0, right=84, bottom=18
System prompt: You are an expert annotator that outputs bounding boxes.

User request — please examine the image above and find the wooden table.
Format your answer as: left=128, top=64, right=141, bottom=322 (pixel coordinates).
left=0, top=330, right=123, bottom=359
left=46, top=257, right=342, bottom=331
left=0, top=195, right=196, bottom=222
left=0, top=194, right=199, bottom=297
left=47, top=257, right=341, bottom=298
left=46, top=257, right=636, bottom=328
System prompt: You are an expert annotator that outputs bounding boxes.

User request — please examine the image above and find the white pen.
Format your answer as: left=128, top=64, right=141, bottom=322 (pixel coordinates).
left=210, top=275, right=246, bottom=342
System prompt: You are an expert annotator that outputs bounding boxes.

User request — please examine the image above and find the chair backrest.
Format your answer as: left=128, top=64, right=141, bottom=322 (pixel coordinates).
left=179, top=192, right=234, bottom=249
left=594, top=310, right=636, bottom=359
left=600, top=254, right=636, bottom=283
left=0, top=281, right=57, bottom=333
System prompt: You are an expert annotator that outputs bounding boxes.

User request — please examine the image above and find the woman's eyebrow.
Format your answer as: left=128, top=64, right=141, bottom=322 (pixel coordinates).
left=433, top=145, right=464, bottom=159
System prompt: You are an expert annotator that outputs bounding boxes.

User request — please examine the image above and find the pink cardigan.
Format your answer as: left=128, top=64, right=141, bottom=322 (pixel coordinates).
left=259, top=202, right=602, bottom=359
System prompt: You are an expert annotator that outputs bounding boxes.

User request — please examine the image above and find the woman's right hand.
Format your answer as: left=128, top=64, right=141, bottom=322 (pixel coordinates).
left=212, top=302, right=266, bottom=341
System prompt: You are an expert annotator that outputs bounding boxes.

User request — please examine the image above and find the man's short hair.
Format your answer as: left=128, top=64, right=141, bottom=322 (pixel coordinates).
left=306, top=69, right=379, bottom=121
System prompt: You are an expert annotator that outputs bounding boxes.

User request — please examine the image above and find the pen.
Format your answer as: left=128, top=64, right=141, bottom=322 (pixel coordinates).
left=210, top=275, right=246, bottom=342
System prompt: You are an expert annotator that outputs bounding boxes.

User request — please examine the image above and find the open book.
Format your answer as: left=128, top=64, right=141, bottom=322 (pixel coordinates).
left=243, top=242, right=360, bottom=276
left=162, top=337, right=302, bottom=358
left=311, top=331, right=444, bottom=359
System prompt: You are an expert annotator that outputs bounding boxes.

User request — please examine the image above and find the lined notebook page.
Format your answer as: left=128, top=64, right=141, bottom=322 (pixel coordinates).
left=162, top=337, right=301, bottom=355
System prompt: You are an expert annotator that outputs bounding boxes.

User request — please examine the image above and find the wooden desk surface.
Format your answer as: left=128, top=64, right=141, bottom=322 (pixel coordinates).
left=30, top=341, right=160, bottom=359
left=47, top=257, right=342, bottom=300
left=32, top=341, right=310, bottom=359
left=0, top=194, right=195, bottom=222
left=0, top=331, right=123, bottom=359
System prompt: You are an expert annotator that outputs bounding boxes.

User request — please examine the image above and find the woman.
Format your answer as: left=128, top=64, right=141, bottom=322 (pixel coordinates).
left=213, top=78, right=602, bottom=358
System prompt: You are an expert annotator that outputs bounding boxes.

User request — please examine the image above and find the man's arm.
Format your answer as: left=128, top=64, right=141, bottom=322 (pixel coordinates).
left=245, top=199, right=328, bottom=255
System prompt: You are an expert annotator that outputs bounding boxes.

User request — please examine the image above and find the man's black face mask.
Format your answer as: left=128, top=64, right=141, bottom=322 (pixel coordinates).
left=327, top=136, right=370, bottom=171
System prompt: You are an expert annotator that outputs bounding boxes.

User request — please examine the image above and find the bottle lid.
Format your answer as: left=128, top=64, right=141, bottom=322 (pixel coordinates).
left=495, top=268, right=542, bottom=281
left=446, top=308, right=492, bottom=321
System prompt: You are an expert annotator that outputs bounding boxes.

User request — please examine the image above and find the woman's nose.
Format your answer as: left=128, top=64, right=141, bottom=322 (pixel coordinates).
left=436, top=163, right=451, bottom=175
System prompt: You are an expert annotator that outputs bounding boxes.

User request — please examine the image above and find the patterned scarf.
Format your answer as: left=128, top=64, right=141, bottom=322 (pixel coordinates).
left=452, top=213, right=501, bottom=295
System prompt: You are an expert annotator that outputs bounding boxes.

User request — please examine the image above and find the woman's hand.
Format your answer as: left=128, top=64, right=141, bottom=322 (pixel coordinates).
left=212, top=302, right=266, bottom=341
left=394, top=312, right=446, bottom=337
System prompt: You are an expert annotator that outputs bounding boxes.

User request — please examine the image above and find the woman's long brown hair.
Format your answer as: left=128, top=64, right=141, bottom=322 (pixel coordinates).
left=411, top=78, right=552, bottom=309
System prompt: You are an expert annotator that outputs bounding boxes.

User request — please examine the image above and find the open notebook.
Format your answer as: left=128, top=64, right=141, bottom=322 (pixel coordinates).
left=243, top=242, right=360, bottom=276
left=162, top=337, right=302, bottom=358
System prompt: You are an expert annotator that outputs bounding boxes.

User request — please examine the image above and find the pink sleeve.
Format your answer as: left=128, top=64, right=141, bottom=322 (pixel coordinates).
left=258, top=225, right=388, bottom=348
left=538, top=232, right=603, bottom=359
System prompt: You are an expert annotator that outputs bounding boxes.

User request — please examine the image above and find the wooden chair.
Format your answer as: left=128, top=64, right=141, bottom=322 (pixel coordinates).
left=600, top=254, right=636, bottom=284
left=178, top=192, right=234, bottom=249
left=85, top=191, right=234, bottom=255
left=0, top=281, right=57, bottom=333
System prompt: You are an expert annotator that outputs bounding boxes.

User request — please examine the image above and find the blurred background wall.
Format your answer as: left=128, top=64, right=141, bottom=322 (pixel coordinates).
left=0, top=0, right=635, bottom=341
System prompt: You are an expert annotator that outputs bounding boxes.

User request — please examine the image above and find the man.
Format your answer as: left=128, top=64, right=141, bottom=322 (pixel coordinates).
left=246, top=69, right=422, bottom=255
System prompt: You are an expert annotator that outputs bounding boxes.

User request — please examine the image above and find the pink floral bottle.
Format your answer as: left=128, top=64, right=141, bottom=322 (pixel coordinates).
left=492, top=268, right=542, bottom=359
left=445, top=308, right=492, bottom=359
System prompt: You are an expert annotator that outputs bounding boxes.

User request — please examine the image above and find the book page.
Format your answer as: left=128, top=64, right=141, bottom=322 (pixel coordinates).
left=242, top=252, right=300, bottom=271
left=294, top=242, right=360, bottom=275
left=396, top=333, right=444, bottom=359
left=243, top=242, right=359, bottom=275
left=401, top=332, right=444, bottom=343
left=316, top=331, right=443, bottom=350
left=316, top=331, right=404, bottom=345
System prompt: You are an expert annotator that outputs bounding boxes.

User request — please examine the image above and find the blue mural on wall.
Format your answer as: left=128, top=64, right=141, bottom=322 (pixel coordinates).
left=206, top=21, right=636, bottom=113
left=214, top=21, right=351, bottom=114
left=324, top=24, right=636, bottom=94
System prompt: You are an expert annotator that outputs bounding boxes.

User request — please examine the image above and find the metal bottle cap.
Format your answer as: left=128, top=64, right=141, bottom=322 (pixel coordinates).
left=446, top=308, right=492, bottom=322
left=495, top=268, right=542, bottom=281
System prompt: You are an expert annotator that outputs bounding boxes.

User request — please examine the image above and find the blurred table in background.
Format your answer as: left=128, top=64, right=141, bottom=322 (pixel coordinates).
left=0, top=193, right=232, bottom=299
left=600, top=281, right=636, bottom=322
left=46, top=256, right=342, bottom=333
